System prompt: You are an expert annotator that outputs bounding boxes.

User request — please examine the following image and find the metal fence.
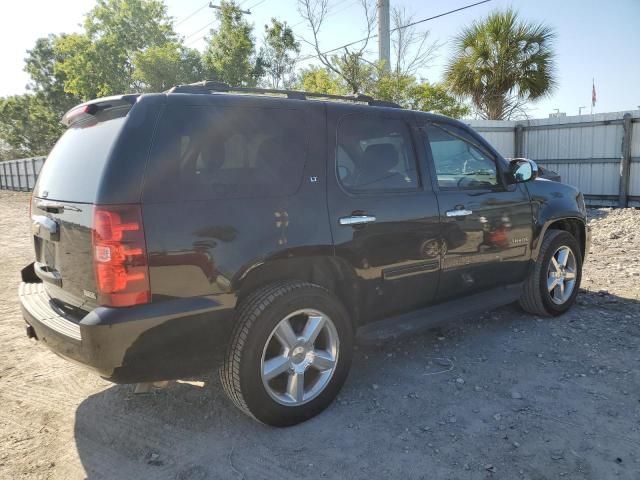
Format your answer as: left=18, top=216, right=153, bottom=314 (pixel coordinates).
left=0, top=157, right=45, bottom=191
left=468, top=111, right=640, bottom=207
left=2, top=111, right=639, bottom=207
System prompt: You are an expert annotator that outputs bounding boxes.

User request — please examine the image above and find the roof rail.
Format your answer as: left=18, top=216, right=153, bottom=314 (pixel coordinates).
left=166, top=81, right=401, bottom=108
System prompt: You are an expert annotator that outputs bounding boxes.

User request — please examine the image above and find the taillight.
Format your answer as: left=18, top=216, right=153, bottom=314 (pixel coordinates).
left=92, top=205, right=150, bottom=307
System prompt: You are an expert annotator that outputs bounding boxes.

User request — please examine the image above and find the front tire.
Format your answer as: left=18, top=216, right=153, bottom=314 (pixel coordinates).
left=520, top=230, right=582, bottom=316
left=220, top=281, right=353, bottom=427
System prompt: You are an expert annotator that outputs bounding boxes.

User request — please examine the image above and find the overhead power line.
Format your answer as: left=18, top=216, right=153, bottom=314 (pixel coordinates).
left=175, top=2, right=209, bottom=26
left=185, top=21, right=215, bottom=41
left=245, top=0, right=267, bottom=10
left=295, top=0, right=492, bottom=64
left=184, top=0, right=266, bottom=46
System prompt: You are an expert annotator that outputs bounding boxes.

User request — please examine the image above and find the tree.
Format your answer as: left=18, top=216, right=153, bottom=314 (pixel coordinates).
left=445, top=9, right=556, bottom=120
left=133, top=43, right=204, bottom=91
left=260, top=19, right=300, bottom=89
left=389, top=6, right=439, bottom=77
left=297, top=66, right=347, bottom=95
left=370, top=71, right=469, bottom=118
left=298, top=0, right=376, bottom=94
left=0, top=34, right=81, bottom=158
left=203, top=1, right=263, bottom=86
left=405, top=82, right=470, bottom=118
left=24, top=35, right=80, bottom=114
left=55, top=0, right=177, bottom=99
left=0, top=94, right=63, bottom=157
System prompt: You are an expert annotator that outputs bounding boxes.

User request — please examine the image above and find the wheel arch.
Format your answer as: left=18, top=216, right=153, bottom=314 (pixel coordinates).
left=533, top=217, right=587, bottom=261
left=233, top=256, right=362, bottom=329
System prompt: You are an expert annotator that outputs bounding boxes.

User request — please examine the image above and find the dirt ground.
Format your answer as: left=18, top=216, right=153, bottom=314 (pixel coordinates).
left=0, top=190, right=638, bottom=480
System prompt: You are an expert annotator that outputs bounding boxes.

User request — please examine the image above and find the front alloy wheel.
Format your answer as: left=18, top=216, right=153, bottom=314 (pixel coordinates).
left=519, top=229, right=583, bottom=316
left=546, top=246, right=578, bottom=305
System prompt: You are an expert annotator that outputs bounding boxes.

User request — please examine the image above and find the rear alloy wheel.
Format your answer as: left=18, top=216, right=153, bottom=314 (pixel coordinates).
left=519, top=229, right=583, bottom=316
left=261, top=309, right=339, bottom=406
left=221, top=281, right=353, bottom=426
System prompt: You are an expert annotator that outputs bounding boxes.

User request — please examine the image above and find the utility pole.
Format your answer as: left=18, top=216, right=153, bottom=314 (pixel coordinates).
left=209, top=1, right=251, bottom=14
left=377, top=0, right=390, bottom=71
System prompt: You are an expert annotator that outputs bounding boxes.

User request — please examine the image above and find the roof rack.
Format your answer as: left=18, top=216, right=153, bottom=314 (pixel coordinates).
left=166, top=80, right=402, bottom=109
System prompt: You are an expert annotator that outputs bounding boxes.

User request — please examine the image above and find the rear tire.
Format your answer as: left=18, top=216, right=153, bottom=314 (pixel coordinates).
left=520, top=230, right=582, bottom=316
left=220, top=281, right=353, bottom=427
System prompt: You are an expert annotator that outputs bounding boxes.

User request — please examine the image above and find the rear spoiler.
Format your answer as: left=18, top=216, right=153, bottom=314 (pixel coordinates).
left=61, top=94, right=140, bottom=127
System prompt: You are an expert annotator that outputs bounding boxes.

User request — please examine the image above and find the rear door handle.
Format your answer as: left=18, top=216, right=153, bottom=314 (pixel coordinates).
left=445, top=209, right=473, bottom=218
left=339, top=215, right=377, bottom=226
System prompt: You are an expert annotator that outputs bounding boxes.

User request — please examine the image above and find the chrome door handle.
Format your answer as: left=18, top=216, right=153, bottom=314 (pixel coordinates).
left=446, top=209, right=473, bottom=217
left=339, top=215, right=377, bottom=226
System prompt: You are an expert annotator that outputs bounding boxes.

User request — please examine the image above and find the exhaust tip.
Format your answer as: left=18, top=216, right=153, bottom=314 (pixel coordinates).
left=25, top=325, right=37, bottom=339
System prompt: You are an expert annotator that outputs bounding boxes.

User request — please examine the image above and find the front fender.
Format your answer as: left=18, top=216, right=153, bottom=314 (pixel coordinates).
left=525, top=179, right=588, bottom=261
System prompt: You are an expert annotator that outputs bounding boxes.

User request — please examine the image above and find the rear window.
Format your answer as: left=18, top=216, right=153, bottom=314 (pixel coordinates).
left=144, top=105, right=307, bottom=201
left=35, top=115, right=126, bottom=202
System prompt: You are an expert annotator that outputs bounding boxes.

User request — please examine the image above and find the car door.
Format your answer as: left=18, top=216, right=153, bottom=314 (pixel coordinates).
left=419, top=120, right=533, bottom=301
left=327, top=108, right=441, bottom=323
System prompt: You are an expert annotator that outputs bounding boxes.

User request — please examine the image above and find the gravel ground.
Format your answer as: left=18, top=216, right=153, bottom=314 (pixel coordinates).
left=0, top=190, right=638, bottom=480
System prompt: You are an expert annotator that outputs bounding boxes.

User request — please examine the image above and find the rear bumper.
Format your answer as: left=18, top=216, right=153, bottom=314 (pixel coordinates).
left=19, top=281, right=235, bottom=383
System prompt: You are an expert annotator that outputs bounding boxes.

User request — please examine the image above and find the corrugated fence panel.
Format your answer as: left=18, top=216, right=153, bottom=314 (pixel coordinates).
left=481, top=130, right=515, bottom=158
left=630, top=121, right=640, bottom=201
left=537, top=161, right=620, bottom=195
left=519, top=112, right=639, bottom=201
left=466, top=120, right=516, bottom=159
left=0, top=157, right=46, bottom=191
left=630, top=162, right=640, bottom=199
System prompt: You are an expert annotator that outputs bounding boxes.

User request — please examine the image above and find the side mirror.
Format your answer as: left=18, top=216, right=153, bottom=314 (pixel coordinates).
left=509, top=158, right=538, bottom=183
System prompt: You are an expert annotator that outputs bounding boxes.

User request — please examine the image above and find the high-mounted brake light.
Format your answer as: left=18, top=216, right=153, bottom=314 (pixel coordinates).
left=62, top=104, right=94, bottom=126
left=92, top=205, right=150, bottom=307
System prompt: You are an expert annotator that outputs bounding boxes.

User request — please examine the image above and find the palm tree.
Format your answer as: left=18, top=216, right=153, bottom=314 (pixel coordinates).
left=445, top=9, right=556, bottom=120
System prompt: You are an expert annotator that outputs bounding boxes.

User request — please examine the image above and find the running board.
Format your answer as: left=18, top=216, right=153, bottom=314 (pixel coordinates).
left=356, top=283, right=523, bottom=345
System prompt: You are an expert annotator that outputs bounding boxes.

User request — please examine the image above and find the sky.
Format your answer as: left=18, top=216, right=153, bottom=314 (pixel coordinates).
left=0, top=0, right=639, bottom=118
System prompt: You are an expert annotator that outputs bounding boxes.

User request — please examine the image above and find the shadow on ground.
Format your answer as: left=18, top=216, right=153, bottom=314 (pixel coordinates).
left=74, top=292, right=640, bottom=480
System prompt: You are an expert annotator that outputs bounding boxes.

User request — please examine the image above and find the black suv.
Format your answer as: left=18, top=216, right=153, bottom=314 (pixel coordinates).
left=19, top=82, right=590, bottom=426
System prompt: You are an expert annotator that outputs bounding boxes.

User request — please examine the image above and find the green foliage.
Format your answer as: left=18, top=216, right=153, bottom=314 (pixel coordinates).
left=0, top=94, right=64, bottom=157
left=372, top=71, right=469, bottom=118
left=261, top=19, right=300, bottom=89
left=445, top=8, right=556, bottom=119
left=405, top=82, right=470, bottom=118
left=133, top=43, right=204, bottom=92
left=369, top=70, right=416, bottom=105
left=24, top=35, right=79, bottom=113
left=330, top=52, right=376, bottom=95
left=203, top=1, right=263, bottom=86
left=56, top=0, right=177, bottom=99
left=297, top=66, right=347, bottom=95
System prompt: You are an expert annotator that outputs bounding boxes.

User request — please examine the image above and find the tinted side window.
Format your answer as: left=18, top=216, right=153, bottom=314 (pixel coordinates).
left=146, top=105, right=306, bottom=201
left=336, top=115, right=419, bottom=192
left=425, top=124, right=499, bottom=190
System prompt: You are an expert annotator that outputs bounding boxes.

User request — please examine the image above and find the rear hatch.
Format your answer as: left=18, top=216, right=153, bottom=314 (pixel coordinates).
left=31, top=98, right=135, bottom=311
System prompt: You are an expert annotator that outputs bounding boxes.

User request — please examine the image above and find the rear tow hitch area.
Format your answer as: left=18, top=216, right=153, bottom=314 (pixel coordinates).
left=25, top=325, right=37, bottom=339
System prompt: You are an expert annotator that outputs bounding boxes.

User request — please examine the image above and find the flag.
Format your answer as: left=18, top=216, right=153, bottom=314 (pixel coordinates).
left=592, top=79, right=597, bottom=107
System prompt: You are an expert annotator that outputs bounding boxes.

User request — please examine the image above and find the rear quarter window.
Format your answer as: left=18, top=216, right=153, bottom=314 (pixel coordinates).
left=144, top=105, right=307, bottom=201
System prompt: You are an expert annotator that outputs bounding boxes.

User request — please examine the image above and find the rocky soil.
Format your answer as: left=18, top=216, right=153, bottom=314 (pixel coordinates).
left=0, top=190, right=638, bottom=479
